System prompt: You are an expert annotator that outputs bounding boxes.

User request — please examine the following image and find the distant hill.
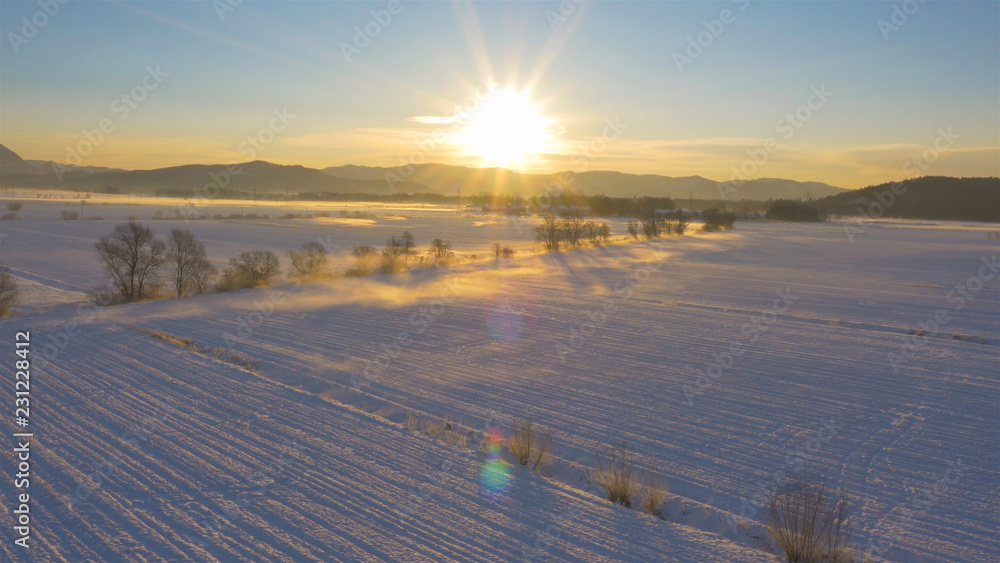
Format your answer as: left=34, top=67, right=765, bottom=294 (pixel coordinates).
left=814, top=176, right=1000, bottom=222
left=0, top=145, right=426, bottom=194
left=0, top=143, right=123, bottom=177
left=0, top=143, right=853, bottom=201
left=323, top=163, right=846, bottom=200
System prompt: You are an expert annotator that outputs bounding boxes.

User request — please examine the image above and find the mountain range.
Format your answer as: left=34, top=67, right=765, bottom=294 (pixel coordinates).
left=0, top=144, right=844, bottom=201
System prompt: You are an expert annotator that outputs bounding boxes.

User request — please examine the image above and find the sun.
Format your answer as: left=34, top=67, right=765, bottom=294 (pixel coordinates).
left=456, top=88, right=556, bottom=169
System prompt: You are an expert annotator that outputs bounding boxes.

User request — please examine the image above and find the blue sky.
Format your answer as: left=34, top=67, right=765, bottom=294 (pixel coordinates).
left=1, top=0, right=997, bottom=188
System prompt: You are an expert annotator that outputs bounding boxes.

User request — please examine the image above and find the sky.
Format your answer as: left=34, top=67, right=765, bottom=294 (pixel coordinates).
left=1, top=0, right=997, bottom=189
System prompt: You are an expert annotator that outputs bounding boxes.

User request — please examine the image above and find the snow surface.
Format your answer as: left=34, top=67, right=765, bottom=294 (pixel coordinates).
left=1, top=207, right=997, bottom=562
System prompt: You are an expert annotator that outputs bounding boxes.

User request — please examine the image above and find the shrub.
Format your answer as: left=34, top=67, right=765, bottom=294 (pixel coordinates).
left=405, top=411, right=420, bottom=431
left=1, top=213, right=17, bottom=221
left=627, top=221, right=640, bottom=239
left=639, top=213, right=662, bottom=239
left=0, top=265, right=19, bottom=318
left=429, top=238, right=454, bottom=261
left=764, top=477, right=852, bottom=563
left=702, top=208, right=736, bottom=232
left=672, top=211, right=690, bottom=235
left=586, top=221, right=611, bottom=245
left=60, top=210, right=79, bottom=220
left=594, top=441, right=638, bottom=507
left=223, top=249, right=280, bottom=289
left=349, top=245, right=377, bottom=276
left=507, top=417, right=555, bottom=471
left=6, top=202, right=23, bottom=212
left=424, top=417, right=446, bottom=438
left=640, top=475, right=667, bottom=517
left=86, top=286, right=120, bottom=306
left=288, top=240, right=328, bottom=279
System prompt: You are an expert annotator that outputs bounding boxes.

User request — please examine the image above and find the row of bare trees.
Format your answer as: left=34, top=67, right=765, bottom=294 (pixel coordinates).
left=626, top=211, right=690, bottom=240
left=93, top=221, right=326, bottom=304
left=350, top=231, right=457, bottom=276
left=533, top=215, right=612, bottom=252
left=95, top=222, right=217, bottom=302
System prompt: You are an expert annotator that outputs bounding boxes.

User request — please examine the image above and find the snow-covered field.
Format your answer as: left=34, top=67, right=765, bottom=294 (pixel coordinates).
left=1, top=204, right=997, bottom=562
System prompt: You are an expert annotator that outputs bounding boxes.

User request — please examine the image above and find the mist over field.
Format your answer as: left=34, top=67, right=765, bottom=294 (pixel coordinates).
left=1, top=1, right=998, bottom=562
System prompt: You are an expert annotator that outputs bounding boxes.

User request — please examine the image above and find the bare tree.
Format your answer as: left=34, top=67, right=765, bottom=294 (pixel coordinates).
left=226, top=250, right=280, bottom=288
left=384, top=236, right=405, bottom=258
left=534, top=214, right=562, bottom=252
left=561, top=216, right=587, bottom=248
left=429, top=238, right=454, bottom=260
left=491, top=242, right=502, bottom=259
left=673, top=211, right=690, bottom=235
left=288, top=240, right=328, bottom=279
left=95, top=221, right=166, bottom=302
left=167, top=228, right=209, bottom=297
left=597, top=222, right=611, bottom=243
left=639, top=212, right=661, bottom=239
left=627, top=221, right=640, bottom=239
left=189, top=258, right=217, bottom=295
left=382, top=236, right=408, bottom=273
left=401, top=231, right=417, bottom=256
left=764, top=476, right=852, bottom=563
left=0, top=265, right=19, bottom=317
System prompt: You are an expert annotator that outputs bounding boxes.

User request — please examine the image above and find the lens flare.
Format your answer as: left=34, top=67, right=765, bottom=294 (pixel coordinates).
left=480, top=427, right=509, bottom=492
left=486, top=305, right=525, bottom=342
